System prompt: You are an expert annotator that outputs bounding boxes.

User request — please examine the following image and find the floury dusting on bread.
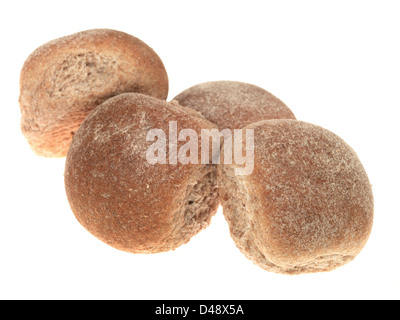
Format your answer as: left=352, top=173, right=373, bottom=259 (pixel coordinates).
left=173, top=81, right=296, bottom=129
left=218, top=120, right=374, bottom=274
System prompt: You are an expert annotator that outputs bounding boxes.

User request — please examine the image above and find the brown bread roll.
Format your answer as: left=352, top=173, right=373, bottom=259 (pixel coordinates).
left=64, top=93, right=219, bottom=253
left=172, top=81, right=296, bottom=129
left=219, top=119, right=374, bottom=274
left=19, top=29, right=169, bottom=158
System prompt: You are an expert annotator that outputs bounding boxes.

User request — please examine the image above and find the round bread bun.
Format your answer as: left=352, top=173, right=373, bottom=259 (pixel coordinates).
left=19, top=29, right=169, bottom=158
left=219, top=119, right=374, bottom=274
left=65, top=93, right=219, bottom=254
left=172, top=81, right=296, bottom=130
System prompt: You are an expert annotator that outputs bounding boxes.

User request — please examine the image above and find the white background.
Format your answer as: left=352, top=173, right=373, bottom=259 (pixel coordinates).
left=1, top=0, right=399, bottom=300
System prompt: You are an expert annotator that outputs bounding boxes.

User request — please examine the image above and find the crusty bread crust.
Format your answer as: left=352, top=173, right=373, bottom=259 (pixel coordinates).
left=219, top=119, right=374, bottom=274
left=173, top=81, right=296, bottom=130
left=64, top=93, right=219, bottom=253
left=19, top=29, right=169, bottom=157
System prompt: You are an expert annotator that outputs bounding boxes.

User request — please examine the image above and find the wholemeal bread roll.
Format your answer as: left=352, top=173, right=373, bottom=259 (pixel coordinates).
left=172, top=81, right=296, bottom=129
left=219, top=119, right=373, bottom=274
left=65, top=93, right=219, bottom=253
left=19, top=29, right=169, bottom=158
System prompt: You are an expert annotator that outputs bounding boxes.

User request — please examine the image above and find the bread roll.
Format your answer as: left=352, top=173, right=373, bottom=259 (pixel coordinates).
left=65, top=93, right=219, bottom=253
left=19, top=29, right=169, bottom=157
left=219, top=119, right=373, bottom=274
left=172, top=81, right=296, bottom=129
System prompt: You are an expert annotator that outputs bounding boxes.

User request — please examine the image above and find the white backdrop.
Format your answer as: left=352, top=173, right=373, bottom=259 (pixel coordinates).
left=1, top=0, right=399, bottom=300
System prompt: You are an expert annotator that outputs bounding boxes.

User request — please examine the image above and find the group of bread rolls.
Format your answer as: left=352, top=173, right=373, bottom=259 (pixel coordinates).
left=19, top=29, right=373, bottom=275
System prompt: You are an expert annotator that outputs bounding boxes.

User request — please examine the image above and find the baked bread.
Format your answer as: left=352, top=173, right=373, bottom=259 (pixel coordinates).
left=64, top=93, right=219, bottom=253
left=219, top=119, right=374, bottom=274
left=172, top=81, right=296, bottom=129
left=19, top=29, right=169, bottom=157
